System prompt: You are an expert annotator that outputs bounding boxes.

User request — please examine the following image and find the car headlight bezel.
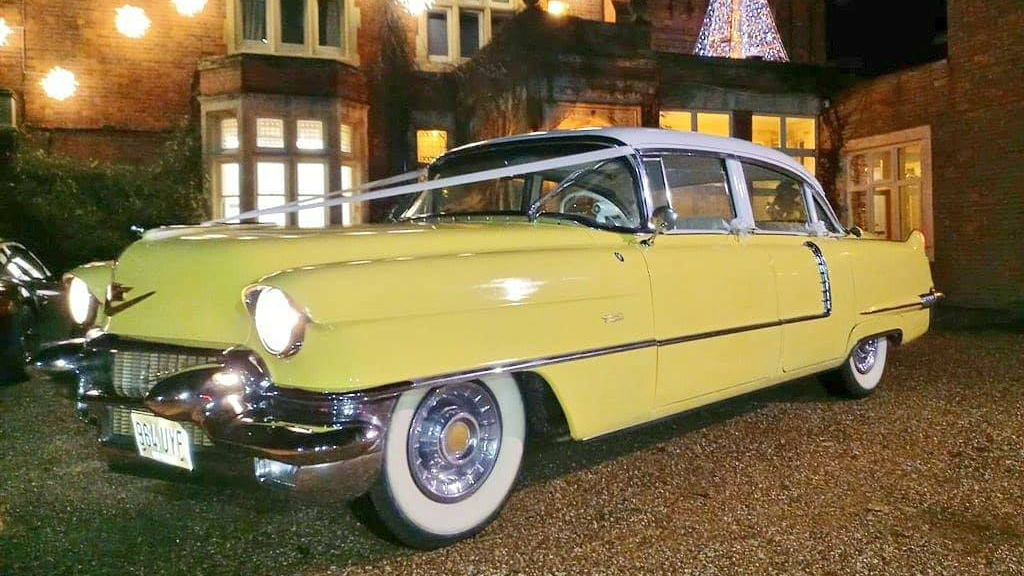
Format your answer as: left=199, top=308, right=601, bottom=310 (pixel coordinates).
left=66, top=276, right=98, bottom=326
left=244, top=286, right=307, bottom=358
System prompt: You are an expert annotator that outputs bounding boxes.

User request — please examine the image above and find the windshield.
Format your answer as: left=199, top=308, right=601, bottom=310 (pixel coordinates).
left=397, top=142, right=643, bottom=230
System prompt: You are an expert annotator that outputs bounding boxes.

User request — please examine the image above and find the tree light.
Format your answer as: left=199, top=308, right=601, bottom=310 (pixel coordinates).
left=172, top=0, right=208, bottom=17
left=115, top=5, right=151, bottom=38
left=40, top=67, right=79, bottom=101
left=547, top=1, right=568, bottom=16
left=0, top=18, right=12, bottom=47
left=397, top=0, right=433, bottom=15
left=694, top=0, right=789, bottom=62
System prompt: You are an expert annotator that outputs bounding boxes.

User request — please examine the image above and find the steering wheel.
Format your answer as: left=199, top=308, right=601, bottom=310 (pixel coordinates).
left=559, top=190, right=629, bottom=226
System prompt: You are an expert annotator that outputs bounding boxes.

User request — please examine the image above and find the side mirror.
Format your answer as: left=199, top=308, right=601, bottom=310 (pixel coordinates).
left=651, top=206, right=678, bottom=233
left=848, top=225, right=864, bottom=238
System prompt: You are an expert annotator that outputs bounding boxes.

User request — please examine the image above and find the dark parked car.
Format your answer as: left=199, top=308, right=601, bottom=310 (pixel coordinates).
left=0, top=241, right=71, bottom=382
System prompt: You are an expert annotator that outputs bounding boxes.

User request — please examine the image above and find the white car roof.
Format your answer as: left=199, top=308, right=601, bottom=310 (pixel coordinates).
left=444, top=127, right=818, bottom=187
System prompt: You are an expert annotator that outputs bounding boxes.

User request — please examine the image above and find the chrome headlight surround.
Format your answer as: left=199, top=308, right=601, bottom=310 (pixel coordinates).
left=66, top=275, right=98, bottom=326
left=244, top=285, right=308, bottom=358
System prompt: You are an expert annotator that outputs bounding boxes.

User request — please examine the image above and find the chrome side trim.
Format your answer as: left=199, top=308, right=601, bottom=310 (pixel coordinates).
left=861, top=289, right=945, bottom=316
left=403, top=312, right=831, bottom=390
left=804, top=241, right=833, bottom=315
left=407, top=339, right=659, bottom=389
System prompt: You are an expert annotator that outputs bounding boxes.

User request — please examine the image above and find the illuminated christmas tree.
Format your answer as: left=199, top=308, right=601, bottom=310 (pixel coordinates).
left=693, top=0, right=789, bottom=62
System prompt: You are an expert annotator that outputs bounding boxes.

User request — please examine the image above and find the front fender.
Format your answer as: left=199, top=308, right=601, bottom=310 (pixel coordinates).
left=253, top=243, right=654, bottom=394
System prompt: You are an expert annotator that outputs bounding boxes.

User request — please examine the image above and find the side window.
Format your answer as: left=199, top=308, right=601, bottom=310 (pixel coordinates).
left=742, top=162, right=810, bottom=233
left=810, top=193, right=841, bottom=234
left=661, top=154, right=734, bottom=231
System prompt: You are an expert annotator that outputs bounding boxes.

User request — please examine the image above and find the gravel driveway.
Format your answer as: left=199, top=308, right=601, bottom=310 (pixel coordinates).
left=1, top=328, right=1022, bottom=575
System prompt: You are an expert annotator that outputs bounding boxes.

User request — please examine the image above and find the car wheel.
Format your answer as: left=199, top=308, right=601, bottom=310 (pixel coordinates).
left=369, top=374, right=525, bottom=549
left=823, top=335, right=889, bottom=398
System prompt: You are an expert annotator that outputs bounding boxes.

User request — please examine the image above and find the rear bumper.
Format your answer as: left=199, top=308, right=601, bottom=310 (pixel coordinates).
left=30, top=334, right=399, bottom=501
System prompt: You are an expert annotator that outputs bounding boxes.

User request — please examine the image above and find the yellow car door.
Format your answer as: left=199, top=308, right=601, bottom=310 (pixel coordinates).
left=737, top=161, right=852, bottom=372
left=640, top=153, right=781, bottom=408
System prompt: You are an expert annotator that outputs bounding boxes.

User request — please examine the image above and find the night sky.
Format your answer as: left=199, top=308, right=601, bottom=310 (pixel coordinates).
left=827, top=0, right=948, bottom=74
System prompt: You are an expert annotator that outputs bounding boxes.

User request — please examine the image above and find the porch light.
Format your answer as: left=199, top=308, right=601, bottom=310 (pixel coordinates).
left=172, top=0, right=208, bottom=17
left=0, top=18, right=12, bottom=47
left=398, top=0, right=433, bottom=15
left=115, top=5, right=151, bottom=38
left=547, top=0, right=568, bottom=16
left=40, top=67, right=78, bottom=101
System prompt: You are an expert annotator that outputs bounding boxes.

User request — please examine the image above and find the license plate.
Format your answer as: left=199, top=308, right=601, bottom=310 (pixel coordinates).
left=130, top=411, right=194, bottom=471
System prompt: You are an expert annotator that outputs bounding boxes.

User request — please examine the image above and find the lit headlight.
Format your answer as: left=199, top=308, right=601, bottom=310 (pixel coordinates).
left=67, top=276, right=97, bottom=325
left=249, top=287, right=306, bottom=357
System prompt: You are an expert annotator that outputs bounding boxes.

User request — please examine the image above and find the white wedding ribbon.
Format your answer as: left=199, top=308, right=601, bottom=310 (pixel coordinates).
left=205, top=168, right=424, bottom=225
left=204, top=146, right=636, bottom=225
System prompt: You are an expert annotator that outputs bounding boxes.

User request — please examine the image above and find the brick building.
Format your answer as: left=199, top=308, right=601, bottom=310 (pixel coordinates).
left=830, top=0, right=1023, bottom=313
left=0, top=0, right=1019, bottom=313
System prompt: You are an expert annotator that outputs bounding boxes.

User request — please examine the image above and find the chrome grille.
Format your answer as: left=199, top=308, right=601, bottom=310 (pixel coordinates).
left=111, top=349, right=221, bottom=398
left=110, top=406, right=214, bottom=448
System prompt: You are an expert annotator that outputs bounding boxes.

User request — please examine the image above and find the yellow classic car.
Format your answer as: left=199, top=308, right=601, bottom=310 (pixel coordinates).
left=33, top=128, right=940, bottom=549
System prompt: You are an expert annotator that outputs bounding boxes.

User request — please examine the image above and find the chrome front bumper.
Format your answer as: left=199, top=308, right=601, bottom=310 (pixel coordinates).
left=30, top=334, right=398, bottom=501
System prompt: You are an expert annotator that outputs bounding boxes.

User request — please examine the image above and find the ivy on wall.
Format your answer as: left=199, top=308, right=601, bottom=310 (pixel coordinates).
left=0, top=123, right=208, bottom=273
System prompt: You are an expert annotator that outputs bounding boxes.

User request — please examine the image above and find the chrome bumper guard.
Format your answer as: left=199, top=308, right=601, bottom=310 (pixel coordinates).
left=29, top=334, right=398, bottom=501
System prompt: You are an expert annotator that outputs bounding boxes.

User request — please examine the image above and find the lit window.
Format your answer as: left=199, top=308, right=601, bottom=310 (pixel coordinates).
left=659, top=110, right=693, bottom=132
left=754, top=114, right=816, bottom=175
left=221, top=118, right=239, bottom=150
left=417, top=130, right=448, bottom=164
left=297, top=162, right=327, bottom=228
left=257, top=162, right=287, bottom=225
left=256, top=117, right=284, bottom=148
left=696, top=112, right=730, bottom=137
left=340, top=123, right=353, bottom=153
left=843, top=130, right=932, bottom=254
left=296, top=119, right=324, bottom=150
left=785, top=117, right=816, bottom=150
left=752, top=115, right=781, bottom=148
left=220, top=163, right=241, bottom=221
left=341, top=164, right=355, bottom=226
left=660, top=110, right=731, bottom=137
left=459, top=11, right=481, bottom=57
left=427, top=11, right=448, bottom=58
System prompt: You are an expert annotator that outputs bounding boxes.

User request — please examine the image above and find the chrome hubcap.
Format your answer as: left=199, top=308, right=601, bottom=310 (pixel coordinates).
left=407, top=381, right=502, bottom=503
left=852, top=338, right=879, bottom=374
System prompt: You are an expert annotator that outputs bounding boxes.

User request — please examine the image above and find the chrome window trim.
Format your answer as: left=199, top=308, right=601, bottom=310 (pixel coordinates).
left=736, top=157, right=818, bottom=238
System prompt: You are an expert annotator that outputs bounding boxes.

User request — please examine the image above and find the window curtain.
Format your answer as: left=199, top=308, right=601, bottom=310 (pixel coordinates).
left=242, top=0, right=267, bottom=42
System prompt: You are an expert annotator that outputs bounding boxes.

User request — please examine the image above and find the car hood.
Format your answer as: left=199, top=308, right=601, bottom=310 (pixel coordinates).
left=103, top=221, right=600, bottom=346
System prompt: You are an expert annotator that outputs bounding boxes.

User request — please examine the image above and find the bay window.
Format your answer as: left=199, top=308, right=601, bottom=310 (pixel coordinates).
left=235, top=0, right=354, bottom=60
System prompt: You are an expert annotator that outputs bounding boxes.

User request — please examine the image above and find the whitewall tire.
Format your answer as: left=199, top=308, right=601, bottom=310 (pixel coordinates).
left=369, top=374, right=526, bottom=549
left=824, top=335, right=889, bottom=398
